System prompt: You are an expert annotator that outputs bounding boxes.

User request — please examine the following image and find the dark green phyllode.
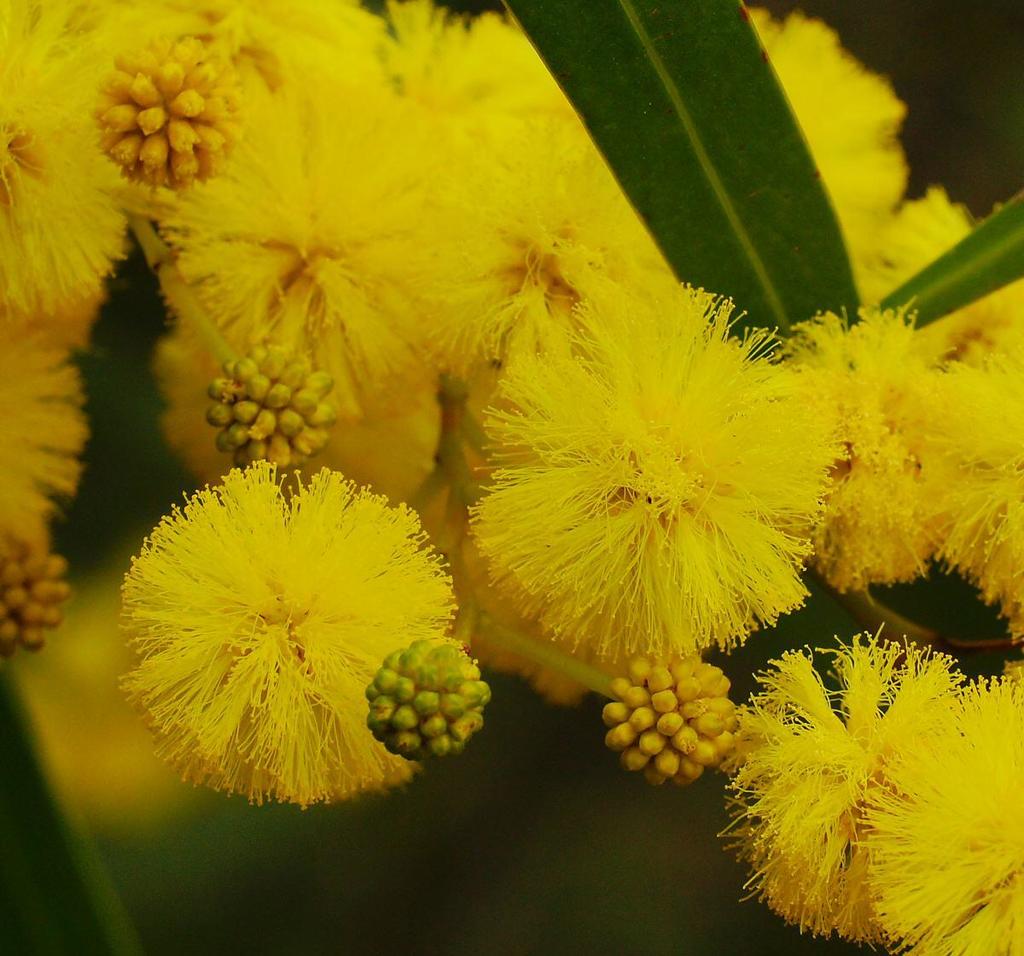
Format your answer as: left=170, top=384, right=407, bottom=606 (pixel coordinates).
left=366, top=640, right=491, bottom=761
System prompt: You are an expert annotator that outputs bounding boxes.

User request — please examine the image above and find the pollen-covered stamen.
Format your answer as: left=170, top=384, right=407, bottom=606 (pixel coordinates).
left=366, top=640, right=491, bottom=761
left=0, top=538, right=70, bottom=658
left=206, top=344, right=337, bottom=468
left=603, top=655, right=737, bottom=786
left=97, top=36, right=240, bottom=189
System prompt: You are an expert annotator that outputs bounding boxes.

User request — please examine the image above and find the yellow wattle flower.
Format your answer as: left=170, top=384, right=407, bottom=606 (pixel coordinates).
left=866, top=678, right=1024, bottom=955
left=472, top=285, right=835, bottom=659
left=422, top=116, right=675, bottom=376
left=0, top=0, right=125, bottom=319
left=862, top=186, right=1024, bottom=364
left=929, top=343, right=1024, bottom=637
left=750, top=7, right=907, bottom=281
left=161, top=76, right=433, bottom=419
left=121, top=462, right=456, bottom=807
left=97, top=36, right=241, bottom=189
left=787, top=307, right=944, bottom=591
left=0, top=326, right=88, bottom=542
left=727, top=636, right=964, bottom=943
left=382, top=0, right=570, bottom=135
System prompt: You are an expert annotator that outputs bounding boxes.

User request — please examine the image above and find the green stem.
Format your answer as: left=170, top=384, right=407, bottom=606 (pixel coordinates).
left=813, top=571, right=1015, bottom=654
left=0, top=675, right=141, bottom=955
left=476, top=612, right=614, bottom=698
left=127, top=215, right=236, bottom=366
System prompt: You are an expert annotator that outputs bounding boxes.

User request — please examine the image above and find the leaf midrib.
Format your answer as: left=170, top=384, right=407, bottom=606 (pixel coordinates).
left=615, top=0, right=791, bottom=330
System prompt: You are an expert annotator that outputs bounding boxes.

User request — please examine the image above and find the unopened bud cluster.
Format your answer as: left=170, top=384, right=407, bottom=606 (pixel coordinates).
left=604, top=656, right=737, bottom=786
left=207, top=344, right=336, bottom=467
left=0, top=540, right=70, bottom=658
left=366, top=640, right=491, bottom=761
left=97, top=36, right=240, bottom=189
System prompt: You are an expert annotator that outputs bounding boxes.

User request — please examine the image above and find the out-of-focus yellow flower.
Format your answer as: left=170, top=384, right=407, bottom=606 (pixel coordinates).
left=153, top=323, right=440, bottom=504
left=866, top=678, right=1024, bottom=956
left=0, top=529, right=70, bottom=658
left=14, top=559, right=194, bottom=833
left=751, top=8, right=907, bottom=280
left=382, top=0, right=569, bottom=137
left=787, top=308, right=943, bottom=591
left=423, top=118, right=674, bottom=375
left=88, top=0, right=385, bottom=94
left=727, top=636, right=963, bottom=943
left=861, top=187, right=1024, bottom=363
left=0, top=326, right=88, bottom=542
left=122, top=462, right=455, bottom=806
left=161, top=77, right=433, bottom=419
left=0, top=0, right=125, bottom=320
left=473, top=286, right=834, bottom=659
left=930, top=344, right=1024, bottom=637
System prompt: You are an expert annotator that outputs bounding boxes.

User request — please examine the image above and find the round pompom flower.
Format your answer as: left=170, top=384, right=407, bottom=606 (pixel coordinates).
left=726, top=636, right=964, bottom=943
left=0, top=327, right=88, bottom=541
left=422, top=117, right=675, bottom=376
left=0, top=0, right=125, bottom=319
left=866, top=678, right=1024, bottom=956
left=786, top=307, right=944, bottom=591
left=472, top=286, right=835, bottom=658
left=161, top=76, right=433, bottom=418
left=122, top=462, right=456, bottom=806
left=750, top=8, right=907, bottom=277
left=381, top=0, right=569, bottom=136
left=929, top=344, right=1024, bottom=637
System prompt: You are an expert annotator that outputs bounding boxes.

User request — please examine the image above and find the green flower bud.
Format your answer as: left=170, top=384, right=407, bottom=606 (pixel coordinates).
left=366, top=639, right=491, bottom=762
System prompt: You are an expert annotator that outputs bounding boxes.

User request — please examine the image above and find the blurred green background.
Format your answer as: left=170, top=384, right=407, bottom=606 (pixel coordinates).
left=8, top=2, right=1023, bottom=954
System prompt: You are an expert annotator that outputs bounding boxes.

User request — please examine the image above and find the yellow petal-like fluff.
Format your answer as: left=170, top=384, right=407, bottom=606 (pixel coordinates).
left=473, top=285, right=835, bottom=658
left=727, top=636, right=963, bottom=942
left=751, top=8, right=907, bottom=281
left=161, top=76, right=433, bottom=419
left=422, top=117, right=674, bottom=376
left=0, top=325, right=88, bottom=540
left=862, top=186, right=1024, bottom=364
left=122, top=462, right=455, bottom=806
left=787, top=308, right=944, bottom=591
left=930, top=343, right=1024, bottom=637
left=0, top=0, right=125, bottom=319
left=866, top=678, right=1024, bottom=956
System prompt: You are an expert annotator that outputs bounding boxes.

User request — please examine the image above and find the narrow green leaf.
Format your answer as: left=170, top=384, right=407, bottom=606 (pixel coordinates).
left=881, top=196, right=1024, bottom=326
left=503, top=0, right=858, bottom=331
left=0, top=675, right=140, bottom=956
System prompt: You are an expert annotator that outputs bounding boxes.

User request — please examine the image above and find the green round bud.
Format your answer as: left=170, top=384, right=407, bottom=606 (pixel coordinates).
left=365, top=639, right=491, bottom=762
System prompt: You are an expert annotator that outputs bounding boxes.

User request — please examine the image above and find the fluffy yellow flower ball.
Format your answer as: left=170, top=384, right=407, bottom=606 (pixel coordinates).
left=473, top=286, right=835, bottom=658
left=0, top=0, right=125, bottom=320
left=866, top=678, right=1024, bottom=956
left=930, top=344, right=1024, bottom=637
left=751, top=8, right=907, bottom=279
left=727, top=636, right=964, bottom=943
left=381, top=0, right=570, bottom=136
left=161, top=77, right=433, bottom=419
left=122, top=462, right=456, bottom=806
left=0, top=327, right=88, bottom=542
left=89, top=0, right=385, bottom=94
left=787, top=308, right=944, bottom=591
left=423, top=117, right=674, bottom=376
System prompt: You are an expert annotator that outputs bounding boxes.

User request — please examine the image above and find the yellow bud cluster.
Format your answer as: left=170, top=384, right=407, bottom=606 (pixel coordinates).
left=97, top=37, right=240, bottom=189
left=603, top=656, right=737, bottom=786
left=206, top=344, right=337, bottom=468
left=0, top=539, right=70, bottom=658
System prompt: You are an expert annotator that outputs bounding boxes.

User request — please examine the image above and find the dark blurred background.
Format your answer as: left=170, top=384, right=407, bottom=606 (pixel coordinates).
left=14, top=2, right=1023, bottom=954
